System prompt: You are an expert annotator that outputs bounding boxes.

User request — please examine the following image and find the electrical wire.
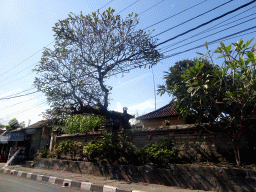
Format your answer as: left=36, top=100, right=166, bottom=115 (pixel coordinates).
left=0, top=91, right=39, bottom=100
left=139, top=0, right=165, bottom=15
left=99, top=0, right=114, bottom=10
left=160, top=6, right=256, bottom=51
left=106, top=25, right=256, bottom=76
left=0, top=94, right=44, bottom=110
left=0, top=41, right=54, bottom=77
left=1, top=101, right=47, bottom=120
left=143, top=0, right=208, bottom=30
left=156, top=0, right=256, bottom=47
left=162, top=25, right=256, bottom=57
left=153, top=0, right=235, bottom=38
left=162, top=16, right=256, bottom=54
left=1, top=87, right=36, bottom=99
left=117, top=0, right=140, bottom=14
left=1, top=62, right=38, bottom=83
left=0, top=71, right=34, bottom=88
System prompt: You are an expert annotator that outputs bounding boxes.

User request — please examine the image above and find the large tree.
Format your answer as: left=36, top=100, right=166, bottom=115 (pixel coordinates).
left=159, top=39, right=256, bottom=165
left=34, top=8, right=161, bottom=129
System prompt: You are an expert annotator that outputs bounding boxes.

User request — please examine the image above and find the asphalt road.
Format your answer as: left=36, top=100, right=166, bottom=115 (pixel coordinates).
left=0, top=172, right=86, bottom=192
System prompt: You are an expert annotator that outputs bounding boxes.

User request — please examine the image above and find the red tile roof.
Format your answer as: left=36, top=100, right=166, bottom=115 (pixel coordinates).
left=136, top=103, right=178, bottom=120
left=25, top=119, right=53, bottom=129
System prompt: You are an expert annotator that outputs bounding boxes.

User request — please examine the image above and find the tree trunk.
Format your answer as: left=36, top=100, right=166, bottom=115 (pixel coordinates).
left=233, top=139, right=241, bottom=166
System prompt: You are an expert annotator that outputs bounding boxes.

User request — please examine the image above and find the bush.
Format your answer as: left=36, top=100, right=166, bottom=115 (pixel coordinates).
left=62, top=114, right=106, bottom=134
left=37, top=148, right=49, bottom=158
left=57, top=140, right=83, bottom=159
left=83, top=132, right=137, bottom=164
left=162, top=120, right=170, bottom=126
left=136, top=139, right=179, bottom=167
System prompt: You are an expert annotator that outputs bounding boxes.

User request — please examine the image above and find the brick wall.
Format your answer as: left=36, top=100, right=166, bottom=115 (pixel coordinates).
left=55, top=124, right=249, bottom=163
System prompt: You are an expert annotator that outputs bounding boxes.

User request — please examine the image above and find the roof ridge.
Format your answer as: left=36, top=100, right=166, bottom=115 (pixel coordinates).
left=137, top=102, right=178, bottom=120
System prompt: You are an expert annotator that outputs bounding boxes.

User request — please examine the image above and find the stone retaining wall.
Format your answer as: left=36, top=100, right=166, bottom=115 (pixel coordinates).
left=30, top=158, right=256, bottom=192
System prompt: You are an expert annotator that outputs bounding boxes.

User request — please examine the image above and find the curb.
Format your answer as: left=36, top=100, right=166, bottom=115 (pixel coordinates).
left=0, top=167, right=145, bottom=192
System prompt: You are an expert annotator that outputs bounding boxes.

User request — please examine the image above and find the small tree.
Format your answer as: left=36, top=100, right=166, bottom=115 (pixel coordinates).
left=169, top=39, right=256, bottom=166
left=6, top=118, right=21, bottom=130
left=157, top=58, right=221, bottom=123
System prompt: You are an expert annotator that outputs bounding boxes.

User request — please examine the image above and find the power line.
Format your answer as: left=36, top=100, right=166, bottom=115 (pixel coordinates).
left=0, top=41, right=54, bottom=77
left=1, top=62, right=38, bottom=83
left=156, top=0, right=256, bottom=47
left=160, top=6, right=256, bottom=51
left=1, top=87, right=36, bottom=99
left=0, top=71, right=34, bottom=88
left=1, top=101, right=47, bottom=120
left=143, top=0, right=208, bottom=30
left=153, top=0, right=235, bottom=38
left=162, top=25, right=256, bottom=57
left=117, top=0, right=140, bottom=14
left=139, top=0, right=165, bottom=15
left=0, top=94, right=44, bottom=110
left=162, top=16, right=256, bottom=54
left=99, top=0, right=114, bottom=10
left=0, top=0, right=141, bottom=82
left=108, top=25, right=256, bottom=76
left=0, top=91, right=39, bottom=100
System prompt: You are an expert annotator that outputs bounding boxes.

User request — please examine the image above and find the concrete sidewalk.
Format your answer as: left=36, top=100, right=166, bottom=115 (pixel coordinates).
left=0, top=163, right=215, bottom=192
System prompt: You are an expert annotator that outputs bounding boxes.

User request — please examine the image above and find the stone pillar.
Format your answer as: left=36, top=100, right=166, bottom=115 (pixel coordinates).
left=49, top=131, right=57, bottom=151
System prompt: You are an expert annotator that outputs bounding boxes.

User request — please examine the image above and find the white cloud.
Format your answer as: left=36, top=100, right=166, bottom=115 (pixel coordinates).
left=129, top=100, right=155, bottom=113
left=112, top=102, right=123, bottom=113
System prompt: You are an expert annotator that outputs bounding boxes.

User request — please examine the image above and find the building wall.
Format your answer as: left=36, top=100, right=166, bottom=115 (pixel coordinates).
left=31, top=129, right=43, bottom=155
left=141, top=117, right=185, bottom=128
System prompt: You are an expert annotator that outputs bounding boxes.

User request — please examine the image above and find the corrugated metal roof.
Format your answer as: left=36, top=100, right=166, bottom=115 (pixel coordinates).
left=137, top=102, right=178, bottom=120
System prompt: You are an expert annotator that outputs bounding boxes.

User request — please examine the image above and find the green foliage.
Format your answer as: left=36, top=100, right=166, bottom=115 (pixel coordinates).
left=136, top=139, right=179, bottom=167
left=157, top=58, right=220, bottom=123
left=162, top=120, right=170, bottom=126
left=168, top=38, right=256, bottom=166
left=83, top=132, right=136, bottom=164
left=7, top=118, right=23, bottom=130
left=37, top=148, right=49, bottom=158
left=57, top=140, right=83, bottom=159
left=62, top=114, right=106, bottom=134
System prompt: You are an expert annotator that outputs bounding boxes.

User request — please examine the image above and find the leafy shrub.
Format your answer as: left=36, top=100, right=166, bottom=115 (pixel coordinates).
left=162, top=120, right=170, bottom=126
left=136, top=139, right=179, bottom=167
left=62, top=114, right=106, bottom=134
left=83, top=132, right=137, bottom=164
left=37, top=148, right=49, bottom=158
left=57, top=140, right=83, bottom=159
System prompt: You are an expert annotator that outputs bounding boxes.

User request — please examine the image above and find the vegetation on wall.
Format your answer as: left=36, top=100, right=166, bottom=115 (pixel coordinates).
left=61, top=114, right=107, bottom=134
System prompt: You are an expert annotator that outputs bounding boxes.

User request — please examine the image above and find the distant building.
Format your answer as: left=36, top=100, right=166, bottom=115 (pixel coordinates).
left=136, top=103, right=185, bottom=128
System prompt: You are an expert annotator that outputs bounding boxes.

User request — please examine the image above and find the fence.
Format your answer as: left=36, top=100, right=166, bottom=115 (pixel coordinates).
left=54, top=123, right=249, bottom=163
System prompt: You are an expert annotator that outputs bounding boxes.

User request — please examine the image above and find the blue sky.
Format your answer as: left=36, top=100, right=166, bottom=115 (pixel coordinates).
left=0, top=0, right=255, bottom=126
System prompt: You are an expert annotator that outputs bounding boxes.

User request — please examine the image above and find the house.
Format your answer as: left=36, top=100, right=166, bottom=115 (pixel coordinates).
left=136, top=102, right=186, bottom=128
left=0, top=120, right=53, bottom=162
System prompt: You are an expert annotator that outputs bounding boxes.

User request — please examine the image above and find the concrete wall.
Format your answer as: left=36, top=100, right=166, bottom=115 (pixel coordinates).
left=31, top=158, right=256, bottom=192
left=55, top=124, right=249, bottom=164
left=141, top=117, right=185, bottom=128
